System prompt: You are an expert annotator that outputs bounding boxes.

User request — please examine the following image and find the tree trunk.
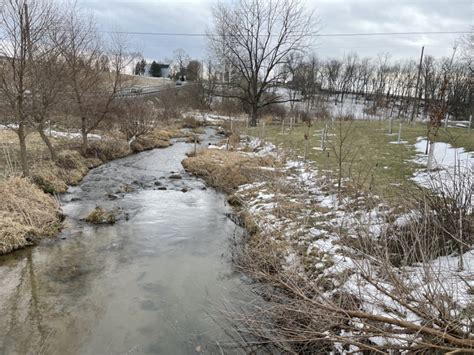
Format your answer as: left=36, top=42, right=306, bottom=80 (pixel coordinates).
left=250, top=105, right=258, bottom=127
left=38, top=122, right=57, bottom=162
left=81, top=116, right=88, bottom=155
left=18, top=122, right=29, bottom=177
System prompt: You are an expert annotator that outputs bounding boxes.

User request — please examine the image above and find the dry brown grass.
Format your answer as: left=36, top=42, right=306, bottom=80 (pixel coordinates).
left=0, top=124, right=187, bottom=255
left=84, top=139, right=130, bottom=162
left=130, top=129, right=174, bottom=152
left=1, top=126, right=183, bottom=194
left=31, top=161, right=69, bottom=193
left=0, top=177, right=62, bottom=255
left=83, top=206, right=121, bottom=225
left=156, top=127, right=188, bottom=139
left=30, top=150, right=92, bottom=193
left=182, top=149, right=275, bottom=192
left=181, top=116, right=203, bottom=129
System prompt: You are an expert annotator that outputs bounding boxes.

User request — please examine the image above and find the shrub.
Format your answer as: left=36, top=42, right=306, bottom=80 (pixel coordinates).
left=181, top=116, right=202, bottom=129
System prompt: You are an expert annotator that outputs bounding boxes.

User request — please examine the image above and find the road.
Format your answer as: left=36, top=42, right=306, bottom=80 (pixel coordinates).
left=118, top=82, right=192, bottom=98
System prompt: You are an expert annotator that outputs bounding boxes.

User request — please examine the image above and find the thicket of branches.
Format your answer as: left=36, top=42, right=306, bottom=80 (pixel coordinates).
left=283, top=50, right=471, bottom=121
left=205, top=0, right=470, bottom=125
left=208, top=0, right=317, bottom=126
left=0, top=0, right=135, bottom=176
left=227, top=172, right=473, bottom=353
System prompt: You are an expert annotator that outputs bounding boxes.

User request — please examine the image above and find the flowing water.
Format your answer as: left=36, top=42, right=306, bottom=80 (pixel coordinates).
left=0, top=130, right=250, bottom=354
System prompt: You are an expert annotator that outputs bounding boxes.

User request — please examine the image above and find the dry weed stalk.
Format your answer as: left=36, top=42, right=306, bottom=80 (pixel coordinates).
left=225, top=159, right=473, bottom=353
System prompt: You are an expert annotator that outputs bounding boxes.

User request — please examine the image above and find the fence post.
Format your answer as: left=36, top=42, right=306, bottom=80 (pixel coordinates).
left=320, top=127, right=326, bottom=150
left=427, top=141, right=435, bottom=170
left=397, top=123, right=402, bottom=142
left=304, top=120, right=312, bottom=161
left=194, top=134, right=197, bottom=155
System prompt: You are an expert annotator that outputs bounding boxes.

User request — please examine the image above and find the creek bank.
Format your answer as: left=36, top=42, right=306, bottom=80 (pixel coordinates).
left=0, top=177, right=63, bottom=255
left=182, top=136, right=473, bottom=353
left=0, top=131, right=253, bottom=354
left=0, top=127, right=186, bottom=255
left=31, top=128, right=182, bottom=195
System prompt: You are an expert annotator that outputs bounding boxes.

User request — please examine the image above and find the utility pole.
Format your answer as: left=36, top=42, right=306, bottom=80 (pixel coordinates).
left=410, top=46, right=424, bottom=122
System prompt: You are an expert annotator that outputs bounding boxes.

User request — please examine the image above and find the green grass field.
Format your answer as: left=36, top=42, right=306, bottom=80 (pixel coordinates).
left=250, top=119, right=472, bottom=199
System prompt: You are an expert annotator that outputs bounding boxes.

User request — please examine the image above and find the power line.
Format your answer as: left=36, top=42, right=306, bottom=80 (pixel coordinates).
left=103, top=30, right=471, bottom=37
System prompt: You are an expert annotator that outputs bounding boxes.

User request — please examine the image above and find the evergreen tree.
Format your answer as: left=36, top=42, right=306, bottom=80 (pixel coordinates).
left=149, top=61, right=161, bottom=77
left=134, top=61, right=141, bottom=75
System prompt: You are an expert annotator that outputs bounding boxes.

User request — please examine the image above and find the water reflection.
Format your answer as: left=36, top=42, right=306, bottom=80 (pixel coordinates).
left=0, top=134, right=249, bottom=354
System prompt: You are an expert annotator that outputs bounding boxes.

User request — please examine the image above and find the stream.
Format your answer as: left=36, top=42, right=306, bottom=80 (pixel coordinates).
left=0, top=129, right=250, bottom=354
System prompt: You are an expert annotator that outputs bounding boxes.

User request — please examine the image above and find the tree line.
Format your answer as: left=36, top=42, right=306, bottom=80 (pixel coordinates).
left=205, top=0, right=471, bottom=125
left=282, top=50, right=471, bottom=121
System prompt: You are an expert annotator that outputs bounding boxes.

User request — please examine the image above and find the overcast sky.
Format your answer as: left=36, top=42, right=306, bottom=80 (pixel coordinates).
left=78, top=0, right=471, bottom=63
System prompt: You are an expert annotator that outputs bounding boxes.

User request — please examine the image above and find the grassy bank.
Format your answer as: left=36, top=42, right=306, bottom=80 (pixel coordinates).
left=250, top=120, right=472, bottom=199
left=182, top=148, right=276, bottom=193
left=0, top=177, right=63, bottom=255
left=0, top=126, right=186, bottom=255
left=182, top=137, right=473, bottom=353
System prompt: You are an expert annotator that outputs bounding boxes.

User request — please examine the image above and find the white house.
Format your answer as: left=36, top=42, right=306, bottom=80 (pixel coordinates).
left=143, top=63, right=170, bottom=78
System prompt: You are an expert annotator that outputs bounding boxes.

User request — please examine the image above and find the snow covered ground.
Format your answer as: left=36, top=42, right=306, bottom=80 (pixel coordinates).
left=229, top=136, right=473, bottom=350
left=412, top=137, right=473, bottom=202
left=190, top=112, right=247, bottom=124
left=47, top=129, right=102, bottom=140
left=0, top=124, right=102, bottom=140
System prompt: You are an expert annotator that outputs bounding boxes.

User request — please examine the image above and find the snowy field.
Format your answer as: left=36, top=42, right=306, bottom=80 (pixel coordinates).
left=225, top=135, right=473, bottom=350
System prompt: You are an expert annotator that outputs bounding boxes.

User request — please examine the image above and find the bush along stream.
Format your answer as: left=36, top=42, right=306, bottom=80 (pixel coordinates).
left=0, top=128, right=255, bottom=354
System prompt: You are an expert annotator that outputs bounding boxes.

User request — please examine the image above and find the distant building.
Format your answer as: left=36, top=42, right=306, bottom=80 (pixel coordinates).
left=143, top=63, right=170, bottom=78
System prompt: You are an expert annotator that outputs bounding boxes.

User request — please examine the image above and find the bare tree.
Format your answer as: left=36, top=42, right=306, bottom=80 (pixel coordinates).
left=31, top=52, right=66, bottom=162
left=324, top=58, right=342, bottom=102
left=172, top=48, right=190, bottom=79
left=338, top=52, right=358, bottom=104
left=0, top=0, right=59, bottom=176
left=208, top=0, right=317, bottom=126
left=186, top=59, right=201, bottom=81
left=201, top=58, right=219, bottom=109
left=59, top=8, right=132, bottom=154
left=118, top=99, right=157, bottom=142
left=328, top=116, right=358, bottom=193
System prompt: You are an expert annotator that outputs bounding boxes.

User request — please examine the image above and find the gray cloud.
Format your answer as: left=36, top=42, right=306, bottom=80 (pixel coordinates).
left=78, top=0, right=471, bottom=61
